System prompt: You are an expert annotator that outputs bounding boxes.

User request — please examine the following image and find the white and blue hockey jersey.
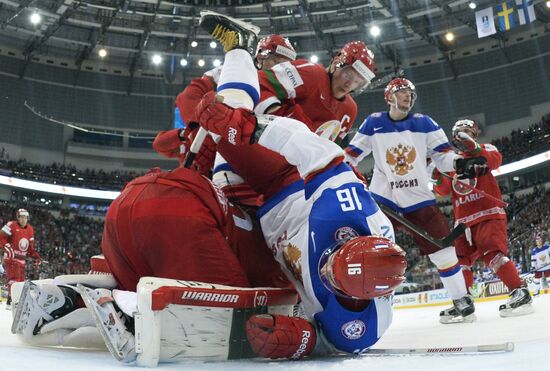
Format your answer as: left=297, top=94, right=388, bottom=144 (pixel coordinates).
left=531, top=243, right=550, bottom=273
left=345, top=112, right=458, bottom=213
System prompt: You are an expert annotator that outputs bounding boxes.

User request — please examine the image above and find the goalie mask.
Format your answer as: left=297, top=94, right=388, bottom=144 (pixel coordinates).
left=452, top=119, right=480, bottom=140
left=384, top=78, right=417, bottom=113
left=319, top=235, right=407, bottom=299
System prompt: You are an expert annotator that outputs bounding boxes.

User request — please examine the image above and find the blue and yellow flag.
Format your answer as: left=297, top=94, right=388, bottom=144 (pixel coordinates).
left=496, top=1, right=517, bottom=31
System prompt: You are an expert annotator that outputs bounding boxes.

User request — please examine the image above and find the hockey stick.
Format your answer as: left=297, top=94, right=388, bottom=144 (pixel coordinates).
left=439, top=171, right=509, bottom=208
left=183, top=127, right=208, bottom=169
left=379, top=204, right=466, bottom=249
left=365, top=342, right=514, bottom=355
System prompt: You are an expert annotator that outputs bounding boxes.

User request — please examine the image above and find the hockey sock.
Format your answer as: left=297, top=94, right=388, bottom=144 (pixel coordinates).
left=217, top=49, right=259, bottom=110
left=484, top=251, right=522, bottom=291
left=428, top=246, right=468, bottom=300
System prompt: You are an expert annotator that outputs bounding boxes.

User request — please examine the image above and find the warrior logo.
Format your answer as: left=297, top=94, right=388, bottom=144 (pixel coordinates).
left=341, top=320, right=366, bottom=340
left=386, top=144, right=417, bottom=176
left=282, top=243, right=303, bottom=284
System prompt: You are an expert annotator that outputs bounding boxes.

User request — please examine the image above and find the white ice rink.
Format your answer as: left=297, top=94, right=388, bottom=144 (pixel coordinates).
left=0, top=294, right=549, bottom=371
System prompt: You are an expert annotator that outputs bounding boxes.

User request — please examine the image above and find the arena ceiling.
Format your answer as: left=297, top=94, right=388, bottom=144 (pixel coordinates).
left=0, top=0, right=549, bottom=87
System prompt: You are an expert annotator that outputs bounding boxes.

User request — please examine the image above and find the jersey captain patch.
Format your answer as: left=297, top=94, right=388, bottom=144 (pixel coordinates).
left=386, top=144, right=417, bottom=176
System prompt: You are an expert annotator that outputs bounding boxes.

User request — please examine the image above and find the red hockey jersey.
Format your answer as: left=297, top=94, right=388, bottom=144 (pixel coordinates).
left=256, top=59, right=357, bottom=141
left=0, top=221, right=40, bottom=260
left=433, top=143, right=506, bottom=227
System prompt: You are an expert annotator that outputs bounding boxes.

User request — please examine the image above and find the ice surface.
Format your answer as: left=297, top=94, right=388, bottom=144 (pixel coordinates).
left=0, top=294, right=548, bottom=371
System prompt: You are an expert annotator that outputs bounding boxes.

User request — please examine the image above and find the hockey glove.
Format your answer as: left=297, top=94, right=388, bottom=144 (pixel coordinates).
left=246, top=314, right=316, bottom=360
left=454, top=156, right=489, bottom=179
left=181, top=122, right=217, bottom=176
left=452, top=131, right=481, bottom=154
left=3, top=243, right=14, bottom=259
left=430, top=167, right=443, bottom=185
left=196, top=91, right=257, bottom=145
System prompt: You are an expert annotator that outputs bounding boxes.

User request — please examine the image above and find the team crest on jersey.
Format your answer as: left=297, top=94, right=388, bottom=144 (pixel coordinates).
left=452, top=178, right=477, bottom=196
left=18, top=238, right=29, bottom=252
left=386, top=144, right=417, bottom=176
left=341, top=320, right=366, bottom=340
left=334, top=227, right=359, bottom=242
left=282, top=243, right=303, bottom=284
left=315, top=120, right=342, bottom=141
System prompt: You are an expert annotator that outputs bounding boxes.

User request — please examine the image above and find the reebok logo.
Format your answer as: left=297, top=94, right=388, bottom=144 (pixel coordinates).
left=227, top=127, right=238, bottom=145
left=291, top=330, right=312, bottom=359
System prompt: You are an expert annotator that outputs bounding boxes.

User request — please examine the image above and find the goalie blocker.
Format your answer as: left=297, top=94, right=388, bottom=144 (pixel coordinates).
left=83, top=276, right=299, bottom=367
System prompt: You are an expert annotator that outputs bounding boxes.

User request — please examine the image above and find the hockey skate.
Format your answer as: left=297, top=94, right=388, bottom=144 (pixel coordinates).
left=199, top=10, right=259, bottom=54
left=11, top=280, right=70, bottom=338
left=499, top=287, right=534, bottom=317
left=439, top=294, right=476, bottom=324
left=77, top=283, right=136, bottom=363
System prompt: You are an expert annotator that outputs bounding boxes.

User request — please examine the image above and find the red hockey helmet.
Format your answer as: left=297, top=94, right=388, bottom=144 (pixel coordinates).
left=332, top=41, right=376, bottom=92
left=319, top=236, right=407, bottom=299
left=452, top=119, right=480, bottom=140
left=384, top=77, right=417, bottom=108
left=255, top=34, right=296, bottom=62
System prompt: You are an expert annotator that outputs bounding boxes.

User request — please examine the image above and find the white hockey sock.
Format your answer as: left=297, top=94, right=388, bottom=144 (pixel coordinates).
left=428, top=246, right=468, bottom=300
left=258, top=117, right=343, bottom=178
left=217, top=49, right=259, bottom=110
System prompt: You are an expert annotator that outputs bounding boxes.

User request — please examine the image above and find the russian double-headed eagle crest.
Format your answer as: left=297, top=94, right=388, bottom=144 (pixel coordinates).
left=386, top=144, right=417, bottom=175
left=282, top=243, right=303, bottom=283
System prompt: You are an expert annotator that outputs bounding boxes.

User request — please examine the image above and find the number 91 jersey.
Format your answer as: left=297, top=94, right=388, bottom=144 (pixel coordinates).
left=258, top=163, right=395, bottom=354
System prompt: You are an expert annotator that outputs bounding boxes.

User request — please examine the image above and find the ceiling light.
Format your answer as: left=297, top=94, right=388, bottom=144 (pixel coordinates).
left=152, top=54, right=162, bottom=65
left=310, top=55, right=318, bottom=63
left=213, top=59, right=221, bottom=67
left=445, top=32, right=455, bottom=42
left=369, top=25, right=381, bottom=37
left=210, top=41, right=217, bottom=49
left=98, top=48, right=107, bottom=58
left=468, top=2, right=477, bottom=9
left=180, top=58, right=188, bottom=67
left=198, top=59, right=205, bottom=67
left=546, top=0, right=550, bottom=7
left=191, top=41, right=198, bottom=48
left=30, top=12, right=41, bottom=25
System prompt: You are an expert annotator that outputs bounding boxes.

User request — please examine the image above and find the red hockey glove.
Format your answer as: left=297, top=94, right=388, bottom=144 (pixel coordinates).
left=431, top=167, right=443, bottom=185
left=182, top=123, right=216, bottom=176
left=246, top=314, right=316, bottom=360
left=3, top=243, right=14, bottom=259
left=454, top=156, right=489, bottom=180
left=452, top=131, right=481, bottom=154
left=196, top=91, right=257, bottom=145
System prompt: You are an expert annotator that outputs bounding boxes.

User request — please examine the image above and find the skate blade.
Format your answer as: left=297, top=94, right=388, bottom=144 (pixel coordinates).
left=499, top=303, right=534, bottom=318
left=439, top=313, right=477, bottom=324
left=77, top=284, right=129, bottom=362
left=11, top=280, right=33, bottom=334
left=199, top=10, right=260, bottom=35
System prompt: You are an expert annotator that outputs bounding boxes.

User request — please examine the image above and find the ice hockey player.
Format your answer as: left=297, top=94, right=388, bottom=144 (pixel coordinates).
left=432, top=119, right=533, bottom=317
left=186, top=10, right=407, bottom=359
left=344, top=78, right=491, bottom=324
left=1, top=208, right=41, bottom=308
left=152, top=34, right=297, bottom=175
left=531, top=235, right=550, bottom=295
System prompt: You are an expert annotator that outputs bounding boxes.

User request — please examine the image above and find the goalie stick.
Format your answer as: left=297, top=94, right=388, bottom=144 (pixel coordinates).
left=365, top=341, right=514, bottom=355
left=379, top=204, right=466, bottom=249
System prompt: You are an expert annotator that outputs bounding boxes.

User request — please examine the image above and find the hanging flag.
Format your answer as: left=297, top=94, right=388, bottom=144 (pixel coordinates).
left=516, top=0, right=536, bottom=25
left=496, top=1, right=518, bottom=31
left=475, top=7, right=497, bottom=38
